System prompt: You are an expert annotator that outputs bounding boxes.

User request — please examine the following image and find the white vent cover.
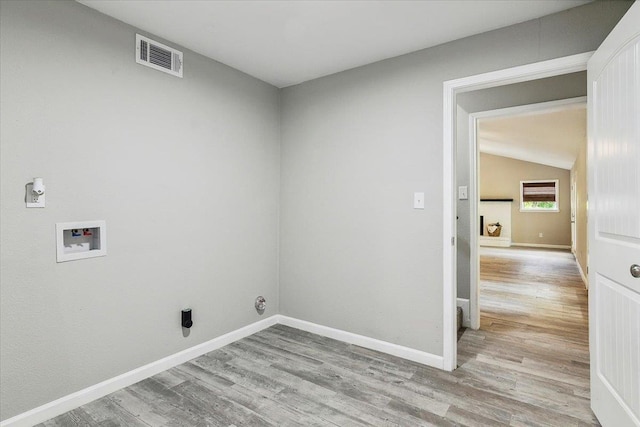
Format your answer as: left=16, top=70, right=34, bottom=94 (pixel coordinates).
left=136, top=34, right=183, bottom=78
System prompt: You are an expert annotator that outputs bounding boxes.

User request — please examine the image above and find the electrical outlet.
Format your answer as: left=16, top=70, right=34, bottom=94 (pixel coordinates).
left=539, top=232, right=544, bottom=238
left=26, top=182, right=46, bottom=208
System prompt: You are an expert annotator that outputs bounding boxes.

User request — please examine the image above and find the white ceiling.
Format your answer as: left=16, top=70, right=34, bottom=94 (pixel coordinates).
left=478, top=105, right=587, bottom=170
left=77, top=0, right=590, bottom=88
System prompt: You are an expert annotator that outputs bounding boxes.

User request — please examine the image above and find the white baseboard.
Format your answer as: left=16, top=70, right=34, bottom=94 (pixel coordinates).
left=511, top=242, right=571, bottom=250
left=479, top=236, right=511, bottom=247
left=277, top=315, right=444, bottom=369
left=1, top=314, right=445, bottom=427
left=0, top=315, right=279, bottom=427
left=575, top=258, right=589, bottom=289
left=456, top=298, right=471, bottom=328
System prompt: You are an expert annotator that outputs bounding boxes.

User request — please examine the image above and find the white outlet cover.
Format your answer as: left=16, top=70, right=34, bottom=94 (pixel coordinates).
left=25, top=183, right=46, bottom=208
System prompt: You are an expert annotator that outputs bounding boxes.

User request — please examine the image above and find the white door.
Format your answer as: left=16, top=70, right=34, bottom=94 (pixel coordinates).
left=588, top=3, right=640, bottom=426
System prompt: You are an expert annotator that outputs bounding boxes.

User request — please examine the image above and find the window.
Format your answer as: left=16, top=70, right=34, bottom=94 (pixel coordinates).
left=520, top=180, right=559, bottom=212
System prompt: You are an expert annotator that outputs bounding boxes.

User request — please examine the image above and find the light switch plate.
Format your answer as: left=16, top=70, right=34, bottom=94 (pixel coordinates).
left=414, top=192, right=425, bottom=209
left=458, top=186, right=468, bottom=200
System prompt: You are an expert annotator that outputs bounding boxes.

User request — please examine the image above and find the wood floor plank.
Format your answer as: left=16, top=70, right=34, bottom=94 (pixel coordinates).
left=38, top=246, right=598, bottom=426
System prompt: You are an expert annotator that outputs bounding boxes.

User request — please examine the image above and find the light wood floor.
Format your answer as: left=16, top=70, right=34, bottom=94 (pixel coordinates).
left=40, top=247, right=596, bottom=426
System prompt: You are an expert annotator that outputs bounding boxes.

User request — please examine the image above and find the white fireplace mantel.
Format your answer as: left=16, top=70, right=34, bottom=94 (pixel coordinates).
left=479, top=199, right=512, bottom=247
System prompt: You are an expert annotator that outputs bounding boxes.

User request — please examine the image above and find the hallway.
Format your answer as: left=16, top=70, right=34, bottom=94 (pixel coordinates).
left=457, top=246, right=596, bottom=425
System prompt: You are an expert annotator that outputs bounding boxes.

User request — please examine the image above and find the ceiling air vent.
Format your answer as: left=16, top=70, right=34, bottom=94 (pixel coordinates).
left=136, top=34, right=183, bottom=78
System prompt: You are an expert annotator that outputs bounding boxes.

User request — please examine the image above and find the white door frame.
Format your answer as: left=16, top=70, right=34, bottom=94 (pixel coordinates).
left=466, top=96, right=587, bottom=331
left=442, top=52, right=592, bottom=371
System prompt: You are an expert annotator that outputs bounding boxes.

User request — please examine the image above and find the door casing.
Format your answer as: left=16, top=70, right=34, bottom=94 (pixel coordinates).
left=442, top=52, right=593, bottom=371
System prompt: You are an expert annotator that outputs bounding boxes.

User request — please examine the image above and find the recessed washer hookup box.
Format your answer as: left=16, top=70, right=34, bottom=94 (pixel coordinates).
left=56, top=220, right=107, bottom=262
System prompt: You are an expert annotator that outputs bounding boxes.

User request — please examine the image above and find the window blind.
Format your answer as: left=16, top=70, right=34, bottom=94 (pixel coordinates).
left=522, top=181, right=556, bottom=202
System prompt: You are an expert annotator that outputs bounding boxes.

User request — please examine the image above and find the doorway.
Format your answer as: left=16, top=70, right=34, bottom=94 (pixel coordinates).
left=441, top=52, right=592, bottom=371
left=468, top=97, right=587, bottom=330
left=444, top=61, right=595, bottom=424
left=448, top=86, right=594, bottom=423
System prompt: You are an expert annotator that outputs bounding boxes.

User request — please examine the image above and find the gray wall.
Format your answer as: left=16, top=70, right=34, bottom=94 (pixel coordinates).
left=456, top=105, right=472, bottom=300
left=456, top=72, right=587, bottom=299
left=0, top=0, right=280, bottom=420
left=279, top=1, right=630, bottom=354
left=1, top=0, right=633, bottom=421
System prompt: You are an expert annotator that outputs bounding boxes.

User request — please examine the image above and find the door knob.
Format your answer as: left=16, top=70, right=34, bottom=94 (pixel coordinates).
left=631, top=264, right=640, bottom=278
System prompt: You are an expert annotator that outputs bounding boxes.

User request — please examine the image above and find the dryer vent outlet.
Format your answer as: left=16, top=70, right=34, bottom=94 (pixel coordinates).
left=255, top=296, right=266, bottom=313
